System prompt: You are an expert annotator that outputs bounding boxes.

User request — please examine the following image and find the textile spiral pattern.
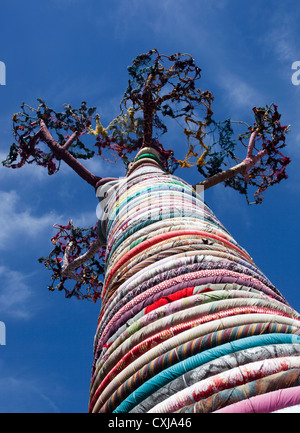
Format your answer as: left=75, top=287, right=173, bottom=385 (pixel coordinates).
left=89, top=149, right=300, bottom=413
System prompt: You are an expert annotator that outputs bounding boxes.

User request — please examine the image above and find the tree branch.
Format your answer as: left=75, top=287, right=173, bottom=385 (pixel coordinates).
left=142, top=90, right=155, bottom=148
left=246, top=130, right=257, bottom=158
left=62, top=238, right=103, bottom=280
left=29, top=130, right=42, bottom=152
left=193, top=130, right=267, bottom=190
left=62, top=130, right=81, bottom=150
left=38, top=119, right=101, bottom=187
left=194, top=160, right=247, bottom=190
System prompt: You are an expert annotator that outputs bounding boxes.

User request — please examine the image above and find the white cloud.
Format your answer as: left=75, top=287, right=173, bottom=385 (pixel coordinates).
left=0, top=190, right=61, bottom=250
left=0, top=151, right=49, bottom=182
left=0, top=188, right=104, bottom=319
left=0, top=265, right=35, bottom=319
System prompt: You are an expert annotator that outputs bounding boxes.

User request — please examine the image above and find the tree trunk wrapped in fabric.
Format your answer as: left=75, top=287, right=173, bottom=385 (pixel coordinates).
left=88, top=147, right=300, bottom=413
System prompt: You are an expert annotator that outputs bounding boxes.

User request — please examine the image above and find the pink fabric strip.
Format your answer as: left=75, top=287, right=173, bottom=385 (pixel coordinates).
left=213, top=385, right=300, bottom=413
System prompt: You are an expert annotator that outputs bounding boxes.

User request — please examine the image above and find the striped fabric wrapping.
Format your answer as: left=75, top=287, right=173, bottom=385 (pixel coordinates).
left=89, top=147, right=300, bottom=413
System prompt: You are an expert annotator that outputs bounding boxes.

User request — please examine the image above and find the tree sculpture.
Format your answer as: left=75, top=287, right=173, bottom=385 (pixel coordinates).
left=3, top=49, right=300, bottom=413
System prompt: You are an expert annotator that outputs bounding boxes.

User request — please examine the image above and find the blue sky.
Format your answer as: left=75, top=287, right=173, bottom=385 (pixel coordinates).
left=0, top=0, right=300, bottom=413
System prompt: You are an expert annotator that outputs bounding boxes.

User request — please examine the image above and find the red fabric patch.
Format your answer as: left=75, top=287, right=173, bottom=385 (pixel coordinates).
left=145, top=286, right=195, bottom=314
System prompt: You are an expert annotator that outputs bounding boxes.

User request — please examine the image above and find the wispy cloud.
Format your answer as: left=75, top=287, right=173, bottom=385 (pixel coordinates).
left=0, top=151, right=49, bottom=182
left=264, top=9, right=298, bottom=64
left=0, top=265, right=36, bottom=319
left=0, top=374, right=61, bottom=412
left=109, top=0, right=212, bottom=52
left=0, top=190, right=61, bottom=250
left=217, top=71, right=265, bottom=116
